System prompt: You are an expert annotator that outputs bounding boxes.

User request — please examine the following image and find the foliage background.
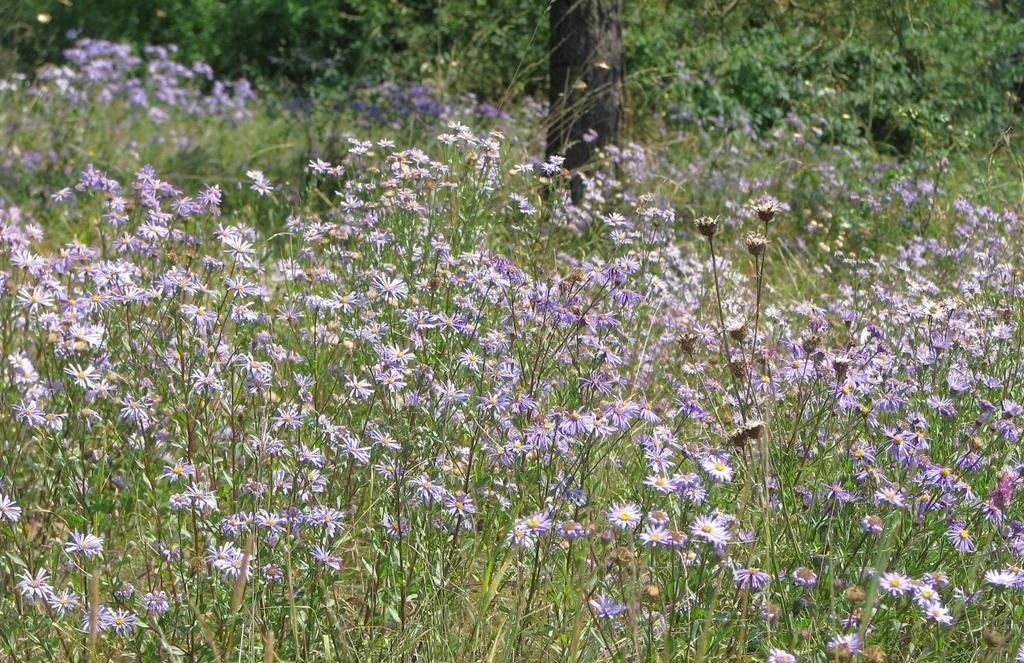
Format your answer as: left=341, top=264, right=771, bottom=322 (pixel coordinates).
left=5, top=0, right=1024, bottom=155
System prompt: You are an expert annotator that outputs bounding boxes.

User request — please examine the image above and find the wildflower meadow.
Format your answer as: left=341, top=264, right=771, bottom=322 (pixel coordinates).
left=2, top=11, right=1024, bottom=663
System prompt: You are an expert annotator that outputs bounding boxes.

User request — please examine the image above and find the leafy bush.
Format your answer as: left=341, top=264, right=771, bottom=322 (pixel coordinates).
left=6, top=0, right=548, bottom=97
left=638, top=2, right=1024, bottom=152
left=8, top=1, right=1024, bottom=153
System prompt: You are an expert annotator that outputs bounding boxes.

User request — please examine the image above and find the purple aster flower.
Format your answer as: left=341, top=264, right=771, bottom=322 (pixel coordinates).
left=923, top=604, right=952, bottom=625
left=80, top=605, right=112, bottom=633
left=63, top=532, right=102, bottom=557
left=113, top=583, right=134, bottom=600
left=311, top=545, right=343, bottom=571
left=644, top=474, right=676, bottom=493
left=765, top=650, right=796, bottom=663
left=647, top=509, right=670, bottom=527
left=0, top=494, right=22, bottom=522
left=555, top=520, right=588, bottom=539
left=879, top=571, right=912, bottom=596
left=984, top=568, right=1021, bottom=587
left=143, top=590, right=170, bottom=613
left=381, top=513, right=407, bottom=538
left=589, top=594, right=626, bottom=618
left=107, top=609, right=136, bottom=634
left=946, top=365, right=973, bottom=392
left=17, top=569, right=54, bottom=601
left=944, top=521, right=975, bottom=553
left=262, top=564, right=285, bottom=583
left=518, top=512, right=553, bottom=535
left=828, top=633, right=861, bottom=657
left=160, top=458, right=196, bottom=483
left=792, top=567, right=818, bottom=586
left=734, top=566, right=772, bottom=589
left=639, top=526, right=670, bottom=546
left=875, top=485, right=906, bottom=508
left=850, top=443, right=876, bottom=464
left=691, top=514, right=730, bottom=546
left=607, top=502, right=642, bottom=530
left=913, top=583, right=941, bottom=608
left=701, top=456, right=735, bottom=482
left=507, top=524, right=539, bottom=548
left=47, top=589, right=80, bottom=614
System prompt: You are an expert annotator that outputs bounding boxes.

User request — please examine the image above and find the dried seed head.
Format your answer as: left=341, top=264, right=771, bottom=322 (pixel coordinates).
left=727, top=427, right=748, bottom=448
left=609, top=546, right=635, bottom=566
left=743, top=231, right=768, bottom=256
left=728, top=420, right=766, bottom=448
left=749, top=195, right=783, bottom=222
left=982, top=627, right=1006, bottom=647
left=729, top=356, right=746, bottom=378
left=726, top=318, right=748, bottom=341
left=694, top=215, right=720, bottom=239
left=642, top=584, right=661, bottom=602
left=833, top=356, right=851, bottom=380
left=677, top=330, right=699, bottom=355
left=844, top=585, right=866, bottom=602
left=862, top=644, right=887, bottom=662
left=801, top=332, right=822, bottom=354
left=743, top=419, right=766, bottom=441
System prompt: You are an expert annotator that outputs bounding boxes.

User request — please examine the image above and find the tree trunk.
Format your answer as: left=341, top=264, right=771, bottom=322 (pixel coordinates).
left=546, top=0, right=625, bottom=201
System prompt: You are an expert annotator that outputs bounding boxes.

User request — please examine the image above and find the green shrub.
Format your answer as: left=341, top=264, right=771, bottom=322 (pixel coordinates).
left=636, top=1, right=1024, bottom=153
left=5, top=0, right=1024, bottom=152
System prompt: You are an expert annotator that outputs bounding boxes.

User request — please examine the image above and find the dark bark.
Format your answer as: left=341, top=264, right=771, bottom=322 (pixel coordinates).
left=546, top=0, right=625, bottom=200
